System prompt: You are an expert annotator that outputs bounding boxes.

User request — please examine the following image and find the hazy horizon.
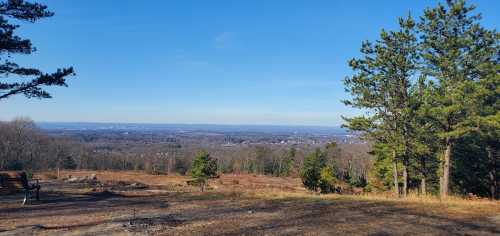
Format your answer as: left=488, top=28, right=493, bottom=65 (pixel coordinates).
left=36, top=120, right=342, bottom=128
left=36, top=121, right=347, bottom=135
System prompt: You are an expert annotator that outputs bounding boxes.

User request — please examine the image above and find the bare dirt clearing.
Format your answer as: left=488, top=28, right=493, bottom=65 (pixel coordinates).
left=1, top=171, right=499, bottom=235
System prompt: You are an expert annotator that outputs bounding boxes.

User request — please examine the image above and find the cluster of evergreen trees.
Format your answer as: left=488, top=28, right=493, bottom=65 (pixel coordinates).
left=342, top=0, right=498, bottom=199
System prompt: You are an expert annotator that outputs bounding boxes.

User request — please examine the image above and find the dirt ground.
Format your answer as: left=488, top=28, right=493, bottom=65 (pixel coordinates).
left=0, top=171, right=499, bottom=236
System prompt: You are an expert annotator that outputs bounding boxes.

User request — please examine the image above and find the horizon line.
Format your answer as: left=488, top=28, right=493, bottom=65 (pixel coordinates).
left=33, top=120, right=343, bottom=128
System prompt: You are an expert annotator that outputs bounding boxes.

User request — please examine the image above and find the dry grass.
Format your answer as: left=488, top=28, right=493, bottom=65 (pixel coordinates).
left=0, top=171, right=498, bottom=235
left=247, top=189, right=500, bottom=218
left=33, top=170, right=500, bottom=217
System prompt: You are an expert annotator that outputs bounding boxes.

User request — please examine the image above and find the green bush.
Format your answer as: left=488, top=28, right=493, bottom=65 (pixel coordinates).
left=62, top=156, right=77, bottom=170
left=191, top=150, right=218, bottom=191
left=191, top=150, right=218, bottom=179
left=300, top=148, right=326, bottom=192
left=319, top=166, right=338, bottom=193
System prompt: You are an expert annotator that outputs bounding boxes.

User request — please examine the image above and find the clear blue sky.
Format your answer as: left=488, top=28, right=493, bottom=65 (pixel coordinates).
left=0, top=0, right=498, bottom=126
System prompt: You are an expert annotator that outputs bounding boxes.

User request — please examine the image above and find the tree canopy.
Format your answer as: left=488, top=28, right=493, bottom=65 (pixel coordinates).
left=343, top=0, right=499, bottom=199
left=0, top=0, right=74, bottom=101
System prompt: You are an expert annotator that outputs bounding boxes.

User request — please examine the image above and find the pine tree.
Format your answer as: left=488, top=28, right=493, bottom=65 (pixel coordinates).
left=343, top=15, right=420, bottom=197
left=406, top=77, right=442, bottom=195
left=300, top=148, right=327, bottom=192
left=0, top=0, right=74, bottom=101
left=417, top=0, right=498, bottom=198
left=62, top=156, right=77, bottom=170
left=319, top=166, right=338, bottom=193
left=464, top=53, right=499, bottom=199
left=191, top=150, right=218, bottom=191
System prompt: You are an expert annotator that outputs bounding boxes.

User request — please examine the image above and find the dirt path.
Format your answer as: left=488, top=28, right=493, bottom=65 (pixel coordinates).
left=0, top=176, right=499, bottom=235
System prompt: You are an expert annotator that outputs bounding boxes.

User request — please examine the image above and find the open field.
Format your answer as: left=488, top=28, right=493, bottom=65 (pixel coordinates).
left=1, top=171, right=499, bottom=236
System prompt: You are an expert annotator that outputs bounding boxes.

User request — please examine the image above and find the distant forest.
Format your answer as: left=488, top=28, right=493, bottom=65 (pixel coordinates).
left=0, top=118, right=371, bottom=187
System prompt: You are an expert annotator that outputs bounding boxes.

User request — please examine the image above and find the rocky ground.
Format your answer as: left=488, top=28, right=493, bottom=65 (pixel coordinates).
left=0, top=171, right=499, bottom=236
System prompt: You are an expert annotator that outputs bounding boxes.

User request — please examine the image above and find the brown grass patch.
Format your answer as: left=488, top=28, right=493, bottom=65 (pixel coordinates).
left=1, top=171, right=497, bottom=235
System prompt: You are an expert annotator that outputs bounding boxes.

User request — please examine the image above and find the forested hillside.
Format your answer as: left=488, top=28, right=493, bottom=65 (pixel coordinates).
left=0, top=118, right=371, bottom=185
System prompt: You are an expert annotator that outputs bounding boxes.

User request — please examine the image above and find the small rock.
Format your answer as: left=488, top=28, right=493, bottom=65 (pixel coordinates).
left=66, top=177, right=80, bottom=183
left=247, top=210, right=254, bottom=214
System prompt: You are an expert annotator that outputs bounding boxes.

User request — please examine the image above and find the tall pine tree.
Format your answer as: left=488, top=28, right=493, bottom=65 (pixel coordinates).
left=343, top=15, right=420, bottom=197
left=418, top=0, right=498, bottom=197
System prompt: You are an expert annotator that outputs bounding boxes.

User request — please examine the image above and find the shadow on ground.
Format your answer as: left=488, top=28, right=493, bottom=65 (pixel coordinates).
left=0, top=182, right=498, bottom=235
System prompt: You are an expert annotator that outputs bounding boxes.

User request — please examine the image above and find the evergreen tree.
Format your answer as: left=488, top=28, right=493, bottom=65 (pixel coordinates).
left=452, top=133, right=492, bottom=197
left=0, top=0, right=74, bottom=100
left=62, top=156, right=77, bottom=170
left=417, top=0, right=499, bottom=197
left=343, top=15, right=420, bottom=197
left=463, top=49, right=499, bottom=199
left=191, top=150, right=218, bottom=191
left=300, top=148, right=327, bottom=192
left=409, top=77, right=441, bottom=195
left=319, top=166, right=338, bottom=193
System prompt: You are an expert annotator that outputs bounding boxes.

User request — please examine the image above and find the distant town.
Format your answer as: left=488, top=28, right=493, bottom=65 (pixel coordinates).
left=38, top=122, right=364, bottom=147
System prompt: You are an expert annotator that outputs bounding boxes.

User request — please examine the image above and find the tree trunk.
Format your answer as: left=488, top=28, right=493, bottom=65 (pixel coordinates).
left=420, top=177, right=426, bottom=196
left=392, top=150, right=399, bottom=197
left=487, top=145, right=497, bottom=200
left=421, top=156, right=427, bottom=196
left=441, top=138, right=452, bottom=198
left=402, top=162, right=408, bottom=198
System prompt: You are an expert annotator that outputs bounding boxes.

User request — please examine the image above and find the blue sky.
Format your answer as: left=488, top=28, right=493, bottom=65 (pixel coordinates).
left=0, top=0, right=498, bottom=126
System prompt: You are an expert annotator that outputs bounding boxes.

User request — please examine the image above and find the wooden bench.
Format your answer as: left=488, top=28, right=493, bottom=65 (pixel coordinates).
left=0, top=172, right=41, bottom=205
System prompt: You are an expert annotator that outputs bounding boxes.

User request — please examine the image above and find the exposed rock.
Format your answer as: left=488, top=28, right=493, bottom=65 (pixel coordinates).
left=66, top=177, right=80, bottom=183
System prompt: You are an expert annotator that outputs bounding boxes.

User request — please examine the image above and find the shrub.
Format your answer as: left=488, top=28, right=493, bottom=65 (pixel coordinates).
left=62, top=156, right=77, bottom=170
left=300, top=148, right=326, bottom=191
left=191, top=150, right=218, bottom=191
left=319, top=166, right=338, bottom=193
left=6, top=160, right=23, bottom=170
